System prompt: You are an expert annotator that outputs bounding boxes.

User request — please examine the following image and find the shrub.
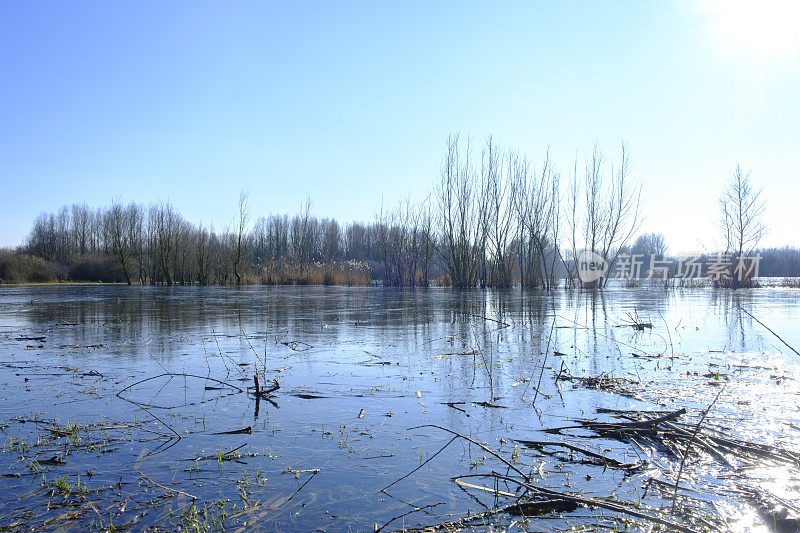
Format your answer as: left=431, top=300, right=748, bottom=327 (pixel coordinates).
left=67, top=255, right=126, bottom=283
left=0, top=249, right=59, bottom=284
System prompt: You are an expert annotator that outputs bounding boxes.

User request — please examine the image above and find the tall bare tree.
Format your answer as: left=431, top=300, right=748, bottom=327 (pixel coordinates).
left=513, top=149, right=560, bottom=289
left=152, top=202, right=178, bottom=285
left=125, top=203, right=144, bottom=284
left=480, top=138, right=515, bottom=288
left=720, top=164, right=766, bottom=288
left=568, top=143, right=641, bottom=288
left=105, top=201, right=132, bottom=284
left=234, top=191, right=250, bottom=285
left=436, top=135, right=484, bottom=288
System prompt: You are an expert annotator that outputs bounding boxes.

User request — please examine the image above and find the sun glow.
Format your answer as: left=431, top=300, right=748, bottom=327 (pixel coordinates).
left=698, top=0, right=800, bottom=66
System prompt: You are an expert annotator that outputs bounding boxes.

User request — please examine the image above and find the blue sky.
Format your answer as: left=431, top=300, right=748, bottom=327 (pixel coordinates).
left=1, top=1, right=798, bottom=253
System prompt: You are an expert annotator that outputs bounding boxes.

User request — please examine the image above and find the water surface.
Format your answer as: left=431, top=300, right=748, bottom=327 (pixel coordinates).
left=0, top=285, right=798, bottom=531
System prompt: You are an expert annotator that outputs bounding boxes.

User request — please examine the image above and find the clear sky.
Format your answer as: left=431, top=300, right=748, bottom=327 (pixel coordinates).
left=1, top=1, right=798, bottom=253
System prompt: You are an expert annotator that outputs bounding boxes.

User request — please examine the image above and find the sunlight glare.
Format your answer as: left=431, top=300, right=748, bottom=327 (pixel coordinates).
left=699, top=0, right=800, bottom=65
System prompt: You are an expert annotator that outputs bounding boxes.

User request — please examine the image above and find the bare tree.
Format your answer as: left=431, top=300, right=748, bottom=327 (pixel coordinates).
left=234, top=191, right=250, bottom=285
left=436, top=135, right=484, bottom=288
left=418, top=197, right=435, bottom=286
left=321, top=218, right=342, bottom=263
left=291, top=197, right=315, bottom=268
left=174, top=219, right=193, bottom=285
left=105, top=201, right=132, bottom=284
left=513, top=148, right=560, bottom=289
left=196, top=224, right=211, bottom=285
left=720, top=164, right=766, bottom=288
left=152, top=202, right=178, bottom=285
left=568, top=143, right=641, bottom=288
left=480, top=138, right=515, bottom=288
left=377, top=197, right=430, bottom=287
left=125, top=203, right=145, bottom=284
left=71, top=204, right=91, bottom=256
left=631, top=232, right=667, bottom=257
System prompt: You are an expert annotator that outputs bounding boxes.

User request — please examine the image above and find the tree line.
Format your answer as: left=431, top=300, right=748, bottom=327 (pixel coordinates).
left=2, top=136, right=791, bottom=287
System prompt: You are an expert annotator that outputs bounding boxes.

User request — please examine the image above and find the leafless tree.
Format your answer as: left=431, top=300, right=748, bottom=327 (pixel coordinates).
left=125, top=203, right=144, bottom=284
left=436, top=135, right=484, bottom=288
left=512, top=148, right=560, bottom=289
left=568, top=143, right=641, bottom=288
left=195, top=224, right=211, bottom=285
left=480, top=138, right=515, bottom=288
left=234, top=191, right=250, bottom=285
left=719, top=164, right=766, bottom=288
left=105, top=201, right=133, bottom=284
left=291, top=197, right=316, bottom=269
left=321, top=218, right=342, bottom=263
left=631, top=232, right=667, bottom=258
left=418, top=197, right=435, bottom=287
left=151, top=202, right=179, bottom=285
left=70, top=204, right=91, bottom=256
left=377, top=197, right=432, bottom=287
left=345, top=222, right=368, bottom=261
